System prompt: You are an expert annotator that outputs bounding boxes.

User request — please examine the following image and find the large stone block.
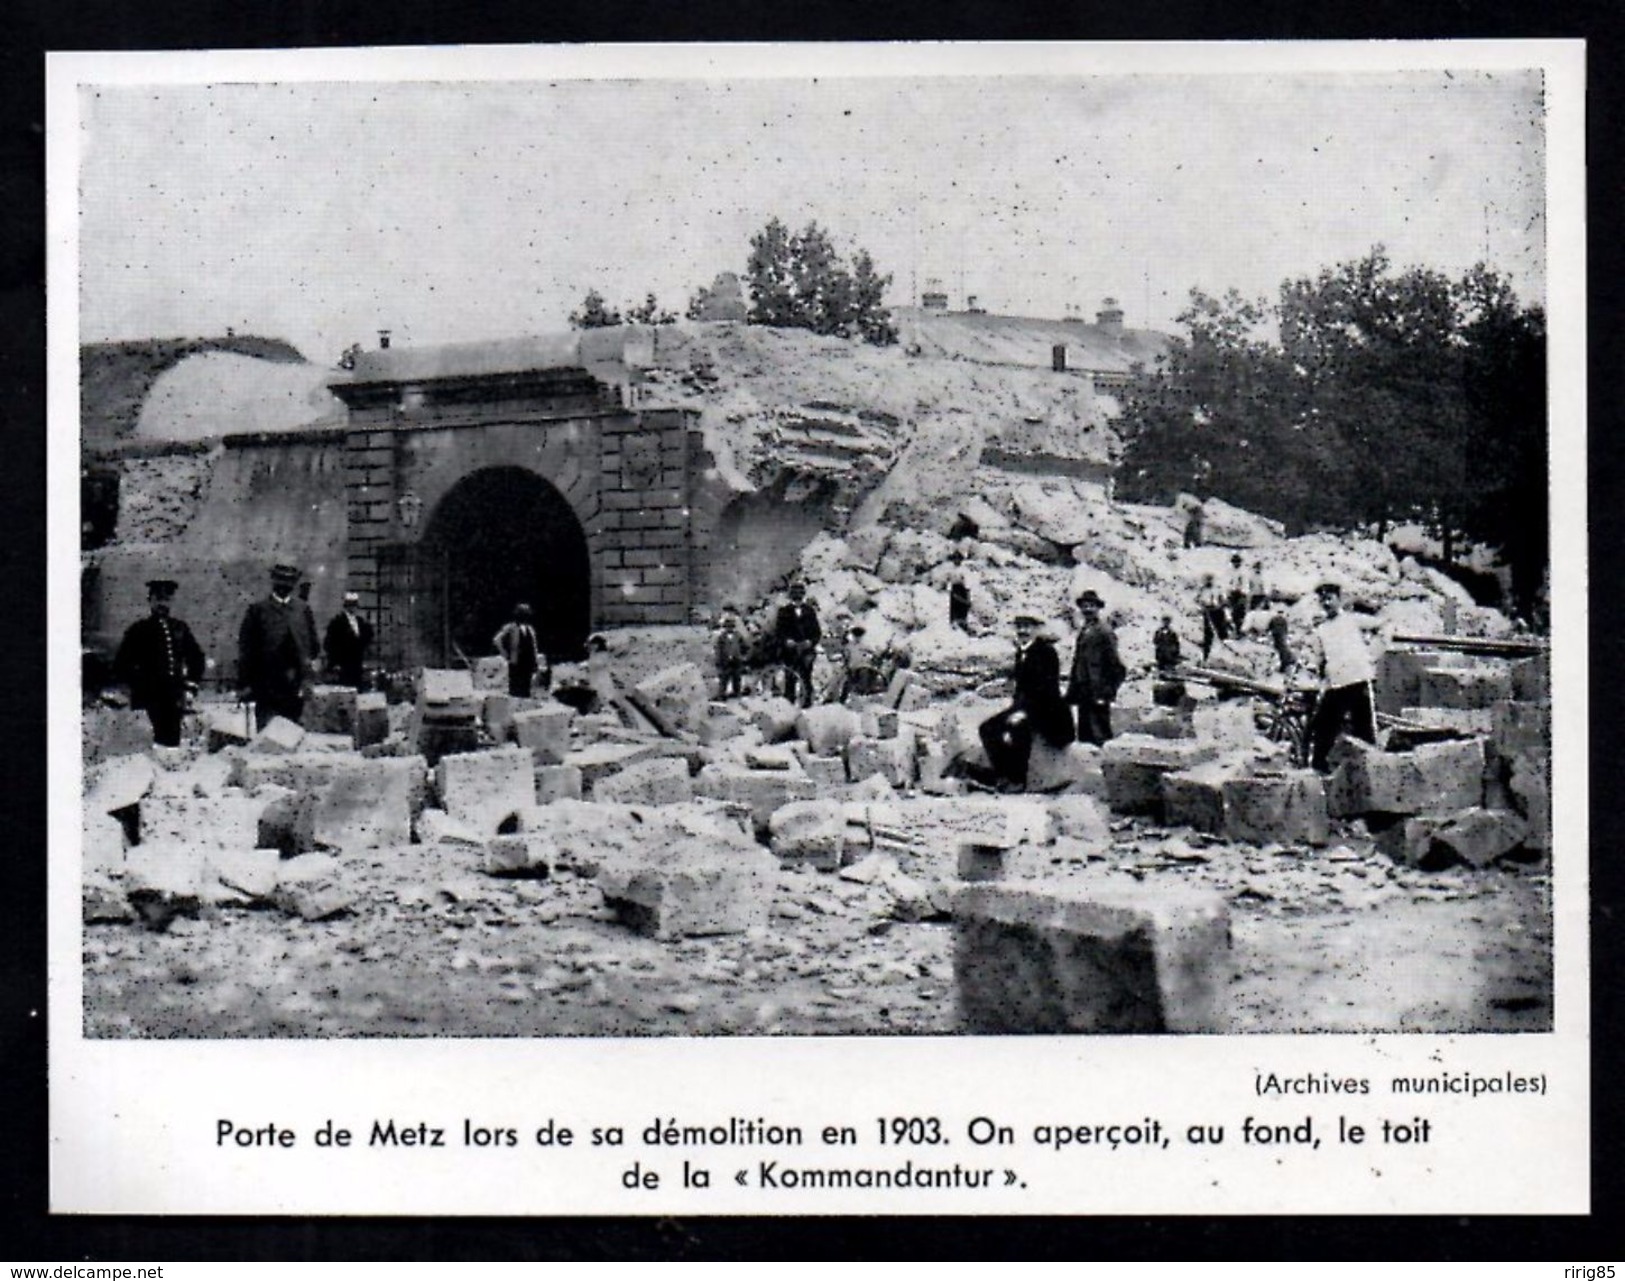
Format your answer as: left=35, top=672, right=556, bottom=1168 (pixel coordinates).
left=797, top=705, right=862, bottom=757
left=592, top=756, right=694, bottom=806
left=202, top=704, right=254, bottom=753
left=1491, top=699, right=1550, bottom=766
left=1026, top=740, right=1106, bottom=796
left=635, top=663, right=712, bottom=735
left=204, top=847, right=283, bottom=901
left=768, top=799, right=847, bottom=870
left=84, top=706, right=157, bottom=761
left=354, top=693, right=390, bottom=749
left=269, top=855, right=355, bottom=920
left=470, top=655, right=508, bottom=692
left=940, top=700, right=1006, bottom=770
left=435, top=747, right=537, bottom=836
left=87, top=754, right=157, bottom=816
left=512, top=705, right=575, bottom=766
left=419, top=668, right=477, bottom=706
left=1376, top=648, right=1471, bottom=716
left=1102, top=735, right=1220, bottom=771
left=1161, top=766, right=1230, bottom=835
left=1418, top=664, right=1514, bottom=711
left=1510, top=654, right=1550, bottom=702
left=1112, top=702, right=1192, bottom=740
left=1045, top=793, right=1112, bottom=846
left=1221, top=770, right=1329, bottom=846
left=1191, top=699, right=1258, bottom=750
left=122, top=840, right=206, bottom=931
left=304, top=685, right=359, bottom=737
left=752, top=698, right=803, bottom=744
left=1432, top=807, right=1529, bottom=868
left=846, top=735, right=917, bottom=789
left=307, top=760, right=415, bottom=851
left=535, top=763, right=585, bottom=803
left=248, top=717, right=307, bottom=755
left=695, top=762, right=817, bottom=832
left=1326, top=737, right=1486, bottom=818
left=1373, top=816, right=1441, bottom=867
left=802, top=755, right=849, bottom=789
left=952, top=883, right=1231, bottom=1033
left=484, top=832, right=559, bottom=877
left=597, top=842, right=778, bottom=939
left=1508, top=761, right=1550, bottom=853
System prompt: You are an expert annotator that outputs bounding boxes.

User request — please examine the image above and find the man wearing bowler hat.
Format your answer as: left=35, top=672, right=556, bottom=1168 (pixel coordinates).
left=114, top=578, right=206, bottom=747
left=324, top=590, right=374, bottom=691
left=978, top=608, right=1073, bottom=791
left=774, top=581, right=823, bottom=709
left=1066, top=589, right=1126, bottom=746
left=238, top=562, right=315, bottom=729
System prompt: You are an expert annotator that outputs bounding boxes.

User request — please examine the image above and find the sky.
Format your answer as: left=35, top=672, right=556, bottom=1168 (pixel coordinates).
left=75, top=64, right=1547, bottom=365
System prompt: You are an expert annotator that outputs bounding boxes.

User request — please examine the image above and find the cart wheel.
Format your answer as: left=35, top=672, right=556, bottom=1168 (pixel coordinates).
left=1261, top=699, right=1311, bottom=768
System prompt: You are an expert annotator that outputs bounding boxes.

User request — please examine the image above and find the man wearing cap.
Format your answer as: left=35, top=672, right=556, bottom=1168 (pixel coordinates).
left=1307, top=581, right=1377, bottom=771
left=979, top=610, right=1073, bottom=791
left=114, top=579, right=206, bottom=747
left=1227, top=554, right=1249, bottom=633
left=324, top=590, right=374, bottom=691
left=238, top=563, right=315, bottom=729
left=1066, top=590, right=1126, bottom=746
left=774, top=581, right=822, bottom=709
left=494, top=603, right=547, bottom=699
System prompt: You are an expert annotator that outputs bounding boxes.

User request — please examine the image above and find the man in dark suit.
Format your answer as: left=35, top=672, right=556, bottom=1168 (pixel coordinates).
left=238, top=563, right=315, bottom=729
left=1066, top=589, right=1127, bottom=745
left=114, top=578, right=206, bottom=747
left=324, top=590, right=374, bottom=690
left=979, top=609, right=1073, bottom=791
left=773, top=581, right=822, bottom=708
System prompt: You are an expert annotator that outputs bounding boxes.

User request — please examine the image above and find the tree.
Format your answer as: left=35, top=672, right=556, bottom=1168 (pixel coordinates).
left=1117, top=250, right=1547, bottom=595
left=568, top=289, right=622, bottom=329
left=743, top=217, right=896, bottom=344
left=626, top=293, right=677, bottom=325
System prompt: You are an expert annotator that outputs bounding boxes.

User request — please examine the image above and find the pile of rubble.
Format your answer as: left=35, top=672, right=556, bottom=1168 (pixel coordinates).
left=82, top=592, right=1550, bottom=1033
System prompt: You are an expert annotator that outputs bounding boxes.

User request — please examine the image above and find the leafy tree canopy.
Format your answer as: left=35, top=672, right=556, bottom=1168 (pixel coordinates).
left=744, top=218, right=897, bottom=345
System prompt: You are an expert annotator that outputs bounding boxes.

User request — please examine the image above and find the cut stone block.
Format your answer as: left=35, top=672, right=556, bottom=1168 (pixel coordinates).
left=484, top=832, right=559, bottom=877
left=304, top=685, right=358, bottom=737
left=307, top=760, right=414, bottom=851
left=846, top=735, right=917, bottom=788
left=796, top=704, right=862, bottom=757
left=83, top=872, right=133, bottom=923
left=695, top=763, right=817, bottom=833
left=1395, top=707, right=1495, bottom=739
left=87, top=754, right=156, bottom=815
left=592, top=756, right=694, bottom=806
left=84, top=706, right=156, bottom=760
left=956, top=843, right=1007, bottom=882
left=802, top=756, right=849, bottom=789
left=415, top=807, right=486, bottom=847
left=1510, top=653, right=1550, bottom=702
left=435, top=747, right=537, bottom=836
left=1102, top=761, right=1168, bottom=818
left=850, top=773, right=895, bottom=802
left=302, top=732, right=354, bottom=753
left=699, top=706, right=749, bottom=746
left=952, top=882, right=1231, bottom=1034
left=82, top=806, right=128, bottom=876
left=752, top=698, right=802, bottom=744
left=1326, top=736, right=1486, bottom=818
left=941, top=701, right=1005, bottom=770
left=769, top=799, right=847, bottom=870
left=481, top=692, right=517, bottom=743
left=745, top=744, right=800, bottom=771
left=1112, top=703, right=1191, bottom=740
left=1027, top=740, right=1106, bottom=796
left=1162, top=766, right=1229, bottom=835
left=597, top=843, right=777, bottom=939
left=862, top=708, right=900, bottom=740
left=563, top=741, right=664, bottom=791
left=354, top=693, right=390, bottom=748
left=138, top=790, right=264, bottom=852
left=1374, top=816, right=1442, bottom=868
left=248, top=717, right=307, bottom=755
left=1491, top=700, right=1550, bottom=766
left=123, top=840, right=205, bottom=931
left=270, top=855, right=355, bottom=920
left=512, top=705, right=576, bottom=766
left=1376, top=648, right=1471, bottom=716
left=203, top=704, right=254, bottom=752
left=205, top=847, right=283, bottom=901
left=1508, top=760, right=1550, bottom=853
left=419, top=668, right=476, bottom=705
left=1102, top=735, right=1221, bottom=771
left=1418, top=664, right=1514, bottom=711
left=1221, top=770, right=1330, bottom=847
left=1045, top=793, right=1113, bottom=846
left=535, top=764, right=584, bottom=803
left=634, top=663, right=712, bottom=735
left=1432, top=807, right=1529, bottom=868
left=471, top=655, right=508, bottom=691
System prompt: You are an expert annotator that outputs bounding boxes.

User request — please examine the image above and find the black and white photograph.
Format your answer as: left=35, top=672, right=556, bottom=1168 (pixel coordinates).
left=48, top=41, right=1588, bottom=1216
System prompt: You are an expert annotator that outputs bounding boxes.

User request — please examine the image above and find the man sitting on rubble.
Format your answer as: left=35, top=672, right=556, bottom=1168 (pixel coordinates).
left=1066, top=589, right=1126, bottom=746
left=774, top=581, right=822, bottom=709
left=1307, top=580, right=1377, bottom=772
left=978, top=609, right=1073, bottom=792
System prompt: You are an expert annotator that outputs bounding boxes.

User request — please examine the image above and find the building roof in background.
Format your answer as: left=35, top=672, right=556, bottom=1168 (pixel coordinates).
left=894, top=307, right=1172, bottom=374
left=337, top=326, right=660, bottom=389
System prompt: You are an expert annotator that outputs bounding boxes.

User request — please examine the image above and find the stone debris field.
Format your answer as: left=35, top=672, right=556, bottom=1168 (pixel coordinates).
left=80, top=494, right=1553, bottom=1038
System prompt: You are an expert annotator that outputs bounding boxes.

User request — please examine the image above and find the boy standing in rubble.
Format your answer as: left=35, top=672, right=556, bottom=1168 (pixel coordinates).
left=714, top=607, right=747, bottom=700
left=1307, top=580, right=1377, bottom=771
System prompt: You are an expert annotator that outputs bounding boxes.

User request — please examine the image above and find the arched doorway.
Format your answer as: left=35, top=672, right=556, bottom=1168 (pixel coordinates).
left=416, top=466, right=591, bottom=665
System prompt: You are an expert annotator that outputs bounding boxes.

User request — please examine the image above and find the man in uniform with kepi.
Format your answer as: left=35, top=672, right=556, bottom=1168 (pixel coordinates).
left=114, top=578, right=206, bottom=747
left=238, top=562, right=315, bottom=730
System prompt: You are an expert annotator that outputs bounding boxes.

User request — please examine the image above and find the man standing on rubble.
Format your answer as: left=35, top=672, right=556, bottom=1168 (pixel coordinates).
left=947, top=551, right=972, bottom=631
left=1198, top=571, right=1229, bottom=660
left=1066, top=589, right=1126, bottom=745
left=115, top=578, right=206, bottom=747
left=494, top=603, right=547, bottom=698
left=1227, top=553, right=1250, bottom=633
left=1307, top=580, right=1377, bottom=771
left=238, top=563, right=315, bottom=729
left=979, top=609, right=1073, bottom=791
left=714, top=607, right=747, bottom=700
left=324, top=590, right=373, bottom=690
left=774, top=581, right=822, bottom=708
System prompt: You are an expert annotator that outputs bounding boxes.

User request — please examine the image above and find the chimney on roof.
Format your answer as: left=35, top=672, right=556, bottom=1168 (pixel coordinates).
left=1095, top=298, right=1125, bottom=337
left=378, top=329, right=392, bottom=350
left=921, top=277, right=948, bottom=311
left=966, top=295, right=986, bottom=315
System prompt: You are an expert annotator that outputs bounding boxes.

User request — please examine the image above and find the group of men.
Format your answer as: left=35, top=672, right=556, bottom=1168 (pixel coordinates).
left=713, top=582, right=825, bottom=707
left=115, top=564, right=376, bottom=743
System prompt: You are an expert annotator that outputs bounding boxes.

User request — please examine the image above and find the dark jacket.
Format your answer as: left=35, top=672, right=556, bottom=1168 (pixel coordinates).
left=1011, top=637, right=1073, bottom=747
left=1153, top=624, right=1182, bottom=671
left=114, top=614, right=205, bottom=710
left=715, top=628, right=747, bottom=668
left=774, top=602, right=822, bottom=653
left=1068, top=620, right=1127, bottom=706
left=239, top=595, right=312, bottom=699
left=324, top=610, right=374, bottom=684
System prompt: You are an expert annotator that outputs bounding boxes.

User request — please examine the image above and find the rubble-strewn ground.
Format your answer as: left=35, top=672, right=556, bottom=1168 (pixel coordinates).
left=81, top=817, right=1550, bottom=1039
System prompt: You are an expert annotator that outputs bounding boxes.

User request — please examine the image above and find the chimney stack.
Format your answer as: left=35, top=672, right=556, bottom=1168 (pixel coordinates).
left=1095, top=298, right=1125, bottom=337
left=378, top=329, right=392, bottom=350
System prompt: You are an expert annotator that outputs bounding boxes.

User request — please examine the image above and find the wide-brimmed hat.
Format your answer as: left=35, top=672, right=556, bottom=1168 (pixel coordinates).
left=1316, top=580, right=1343, bottom=597
left=1075, top=589, right=1104, bottom=609
left=1012, top=610, right=1044, bottom=626
left=270, top=563, right=300, bottom=585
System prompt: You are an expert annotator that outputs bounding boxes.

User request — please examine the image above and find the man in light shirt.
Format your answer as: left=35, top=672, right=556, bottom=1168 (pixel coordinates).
left=1307, top=580, right=1377, bottom=771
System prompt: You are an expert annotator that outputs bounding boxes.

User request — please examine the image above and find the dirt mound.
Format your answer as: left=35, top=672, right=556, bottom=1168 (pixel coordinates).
left=135, top=352, right=344, bottom=442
